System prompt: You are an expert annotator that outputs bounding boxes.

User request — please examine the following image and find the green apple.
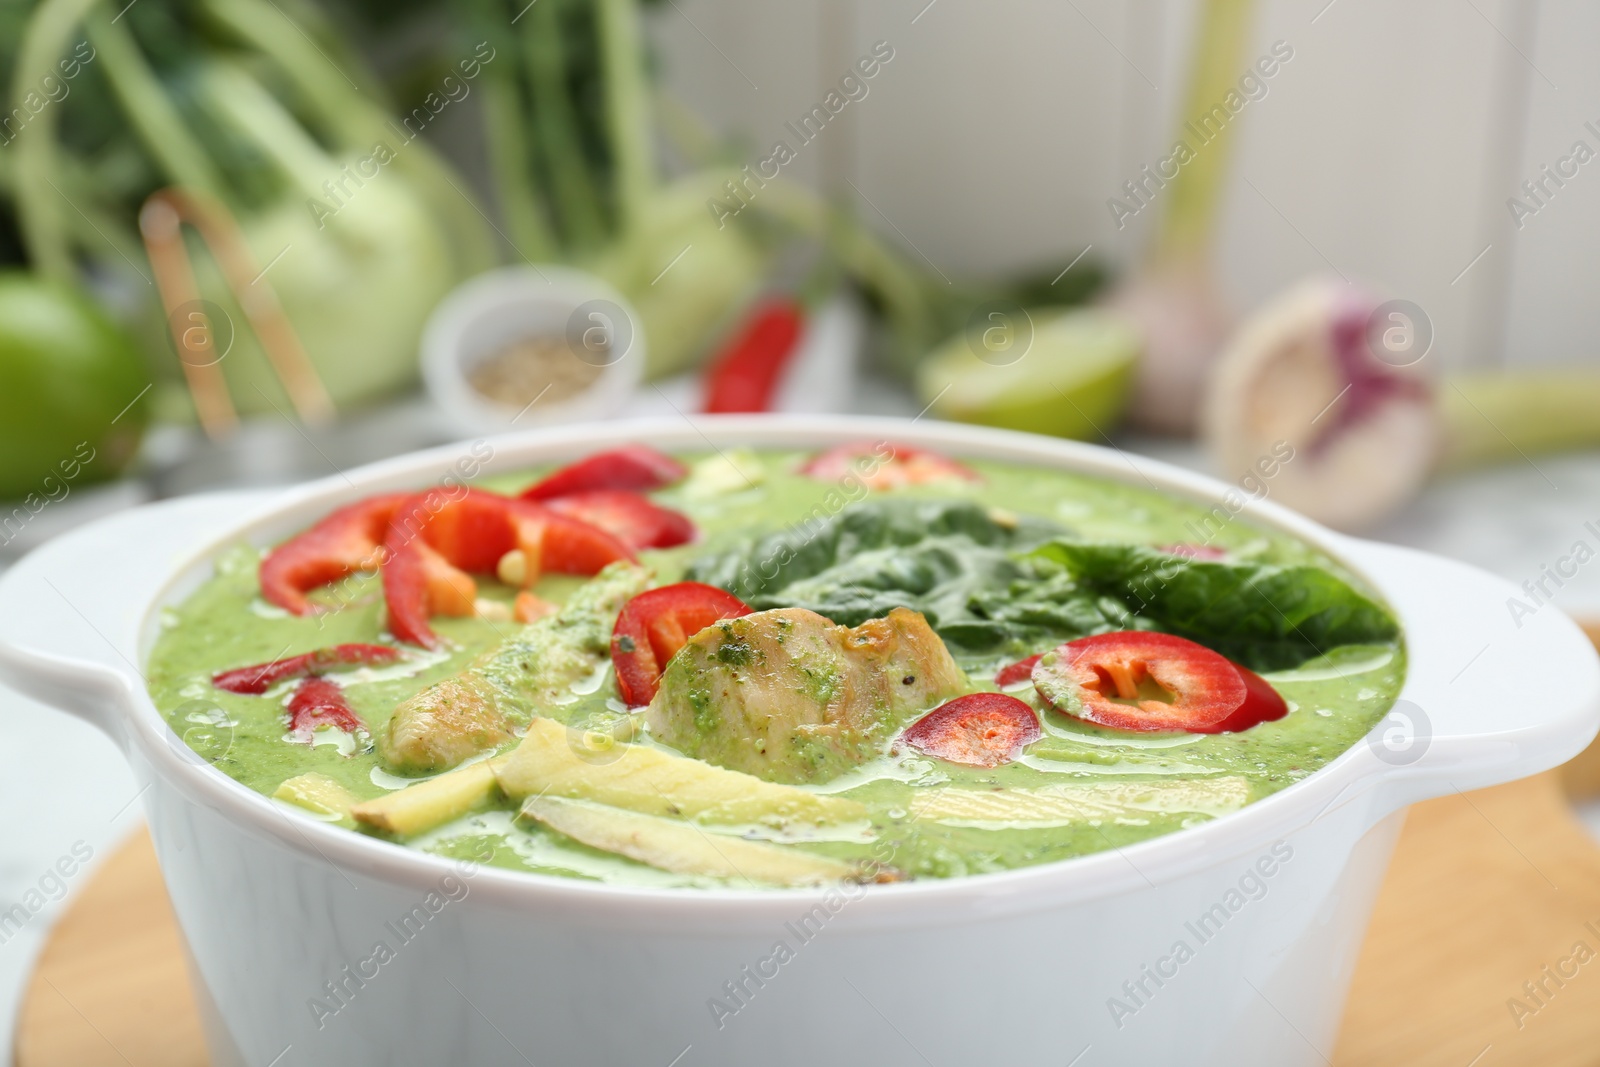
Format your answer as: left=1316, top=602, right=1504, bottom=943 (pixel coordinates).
left=915, top=307, right=1140, bottom=440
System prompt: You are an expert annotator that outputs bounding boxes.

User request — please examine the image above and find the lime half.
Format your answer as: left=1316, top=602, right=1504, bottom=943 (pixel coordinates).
left=915, top=307, right=1140, bottom=440
left=0, top=274, right=149, bottom=501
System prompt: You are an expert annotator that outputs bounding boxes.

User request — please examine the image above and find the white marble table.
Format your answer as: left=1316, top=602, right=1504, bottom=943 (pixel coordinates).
left=3, top=430, right=1599, bottom=1063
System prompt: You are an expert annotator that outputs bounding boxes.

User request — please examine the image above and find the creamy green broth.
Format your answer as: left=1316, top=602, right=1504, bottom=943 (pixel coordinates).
left=146, top=450, right=1404, bottom=886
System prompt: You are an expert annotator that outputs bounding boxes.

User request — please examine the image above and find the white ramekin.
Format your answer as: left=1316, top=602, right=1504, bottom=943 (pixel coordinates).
left=420, top=265, right=645, bottom=436
left=0, top=416, right=1593, bottom=1067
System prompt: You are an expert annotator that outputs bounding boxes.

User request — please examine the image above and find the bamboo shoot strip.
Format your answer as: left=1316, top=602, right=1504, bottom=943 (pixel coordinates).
left=351, top=760, right=504, bottom=837
left=911, top=777, right=1252, bottom=827
left=520, top=796, right=872, bottom=887
left=493, top=717, right=867, bottom=826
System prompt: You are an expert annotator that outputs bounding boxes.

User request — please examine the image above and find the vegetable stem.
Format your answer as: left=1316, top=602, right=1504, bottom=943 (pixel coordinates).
left=203, top=0, right=498, bottom=271
left=86, top=10, right=229, bottom=200
left=655, top=91, right=726, bottom=169
left=596, top=0, right=653, bottom=230
left=10, top=0, right=121, bottom=281
left=198, top=61, right=336, bottom=203
left=753, top=176, right=933, bottom=358
left=1438, top=372, right=1600, bottom=471
left=54, top=153, right=150, bottom=269
left=1156, top=0, right=1254, bottom=260
left=202, top=0, right=370, bottom=145
left=480, top=67, right=559, bottom=260
left=523, top=0, right=608, bottom=250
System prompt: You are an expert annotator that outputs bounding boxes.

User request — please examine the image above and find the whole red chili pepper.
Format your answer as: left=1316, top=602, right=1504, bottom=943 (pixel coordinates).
left=702, top=299, right=806, bottom=414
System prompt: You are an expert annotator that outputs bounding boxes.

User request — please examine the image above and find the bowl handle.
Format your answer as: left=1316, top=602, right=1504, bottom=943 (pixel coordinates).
left=1343, top=538, right=1600, bottom=810
left=0, top=491, right=275, bottom=746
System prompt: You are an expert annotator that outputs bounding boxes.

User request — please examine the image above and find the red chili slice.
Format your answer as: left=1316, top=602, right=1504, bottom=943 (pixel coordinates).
left=902, top=693, right=1041, bottom=768
left=545, top=490, right=695, bottom=551
left=212, top=643, right=399, bottom=695
left=1202, top=662, right=1289, bottom=734
left=382, top=538, right=479, bottom=648
left=994, top=653, right=1042, bottom=688
left=702, top=299, right=806, bottom=413
left=383, top=489, right=635, bottom=648
left=258, top=493, right=410, bottom=615
left=612, top=583, right=753, bottom=706
left=521, top=445, right=687, bottom=500
left=286, top=677, right=364, bottom=739
left=534, top=506, right=641, bottom=575
left=799, top=442, right=981, bottom=489
left=400, top=488, right=524, bottom=573
left=1032, top=631, right=1246, bottom=733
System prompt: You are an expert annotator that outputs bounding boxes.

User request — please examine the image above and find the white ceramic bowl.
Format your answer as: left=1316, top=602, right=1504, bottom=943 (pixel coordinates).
left=421, top=265, right=645, bottom=435
left=1, top=416, right=1594, bottom=1067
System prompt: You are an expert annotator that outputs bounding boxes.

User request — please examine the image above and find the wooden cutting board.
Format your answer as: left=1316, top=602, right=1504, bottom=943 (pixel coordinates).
left=15, top=827, right=208, bottom=1067
left=19, top=637, right=1600, bottom=1066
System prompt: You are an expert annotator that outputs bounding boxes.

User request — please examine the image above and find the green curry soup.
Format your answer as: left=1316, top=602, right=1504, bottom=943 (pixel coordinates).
left=146, top=448, right=1405, bottom=887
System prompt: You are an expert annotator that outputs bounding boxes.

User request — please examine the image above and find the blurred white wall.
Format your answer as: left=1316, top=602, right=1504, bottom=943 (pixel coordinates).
left=653, top=0, right=1593, bottom=373
left=1502, top=0, right=1600, bottom=370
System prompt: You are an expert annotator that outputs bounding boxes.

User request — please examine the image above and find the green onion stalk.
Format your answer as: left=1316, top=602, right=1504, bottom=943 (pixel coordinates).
left=1111, top=0, right=1254, bottom=436
left=1438, top=374, right=1600, bottom=471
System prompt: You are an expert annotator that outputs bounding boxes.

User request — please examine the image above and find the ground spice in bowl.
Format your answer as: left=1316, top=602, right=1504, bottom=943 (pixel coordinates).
left=467, top=336, right=605, bottom=410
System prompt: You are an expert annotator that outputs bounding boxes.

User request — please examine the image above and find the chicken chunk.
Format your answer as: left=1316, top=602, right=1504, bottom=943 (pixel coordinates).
left=378, top=562, right=649, bottom=774
left=645, top=606, right=967, bottom=784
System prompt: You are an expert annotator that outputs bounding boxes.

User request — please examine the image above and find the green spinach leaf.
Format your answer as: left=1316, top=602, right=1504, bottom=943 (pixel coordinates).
left=1030, top=541, right=1399, bottom=671
left=686, top=502, right=1400, bottom=672
left=685, top=500, right=1096, bottom=660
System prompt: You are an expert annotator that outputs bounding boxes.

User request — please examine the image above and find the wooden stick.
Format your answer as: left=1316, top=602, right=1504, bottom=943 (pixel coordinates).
left=138, top=197, right=237, bottom=439
left=138, top=188, right=335, bottom=433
